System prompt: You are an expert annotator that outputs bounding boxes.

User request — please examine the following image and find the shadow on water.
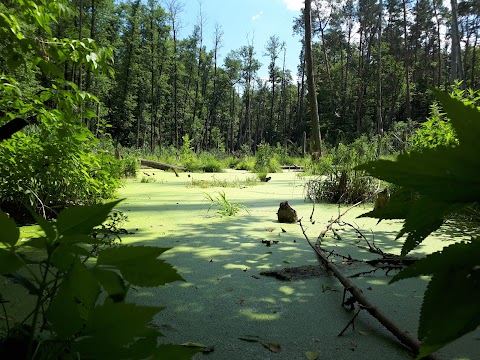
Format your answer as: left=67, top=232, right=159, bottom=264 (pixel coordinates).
left=116, top=171, right=479, bottom=360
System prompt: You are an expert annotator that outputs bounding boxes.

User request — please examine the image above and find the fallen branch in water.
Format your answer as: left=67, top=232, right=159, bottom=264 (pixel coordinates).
left=140, top=159, right=186, bottom=177
left=299, top=220, right=439, bottom=360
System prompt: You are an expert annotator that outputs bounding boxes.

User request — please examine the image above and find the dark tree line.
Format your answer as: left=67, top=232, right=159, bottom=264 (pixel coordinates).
left=15, top=0, right=480, bottom=153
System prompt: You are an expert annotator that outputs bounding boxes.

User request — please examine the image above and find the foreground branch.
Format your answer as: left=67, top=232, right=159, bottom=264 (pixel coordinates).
left=140, top=159, right=186, bottom=177
left=300, top=220, right=439, bottom=360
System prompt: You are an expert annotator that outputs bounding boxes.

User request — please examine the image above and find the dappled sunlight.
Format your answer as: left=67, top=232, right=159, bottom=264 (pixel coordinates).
left=224, top=264, right=250, bottom=270
left=278, top=285, right=295, bottom=295
left=162, top=245, right=234, bottom=259
left=115, top=171, right=480, bottom=360
left=239, top=308, right=281, bottom=321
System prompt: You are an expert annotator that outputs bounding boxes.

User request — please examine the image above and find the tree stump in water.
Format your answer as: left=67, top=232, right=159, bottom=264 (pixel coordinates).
left=277, top=201, right=298, bottom=223
left=374, top=188, right=390, bottom=210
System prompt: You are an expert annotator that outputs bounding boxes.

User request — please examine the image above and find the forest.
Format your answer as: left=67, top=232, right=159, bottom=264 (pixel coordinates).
left=0, top=0, right=479, bottom=359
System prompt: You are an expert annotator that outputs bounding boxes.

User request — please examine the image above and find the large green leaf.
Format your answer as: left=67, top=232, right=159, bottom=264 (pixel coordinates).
left=97, top=246, right=184, bottom=286
left=56, top=200, right=122, bottom=236
left=391, top=240, right=480, bottom=284
left=0, top=209, right=19, bottom=247
left=47, top=261, right=101, bottom=338
left=356, top=146, right=480, bottom=203
left=91, top=268, right=127, bottom=303
left=84, top=303, right=163, bottom=346
left=0, top=249, right=23, bottom=274
left=416, top=269, right=480, bottom=359
left=396, top=196, right=454, bottom=256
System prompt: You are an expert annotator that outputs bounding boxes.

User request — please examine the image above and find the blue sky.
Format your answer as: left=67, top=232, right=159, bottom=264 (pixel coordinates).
left=176, top=0, right=304, bottom=81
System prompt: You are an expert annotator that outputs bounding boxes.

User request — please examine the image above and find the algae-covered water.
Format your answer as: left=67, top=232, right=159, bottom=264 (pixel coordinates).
left=116, top=169, right=479, bottom=360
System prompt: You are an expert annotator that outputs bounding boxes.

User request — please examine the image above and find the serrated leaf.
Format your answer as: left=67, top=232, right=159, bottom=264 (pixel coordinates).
left=0, top=249, right=23, bottom=274
left=416, top=270, right=480, bottom=358
left=0, top=210, right=19, bottom=247
left=397, top=196, right=453, bottom=257
left=85, top=303, right=163, bottom=346
left=356, top=146, right=480, bottom=203
left=47, top=261, right=100, bottom=338
left=154, top=344, right=202, bottom=359
left=97, top=246, right=184, bottom=286
left=51, top=244, right=91, bottom=271
left=56, top=200, right=122, bottom=236
left=391, top=240, right=480, bottom=284
left=358, top=187, right=415, bottom=221
left=91, top=268, right=127, bottom=302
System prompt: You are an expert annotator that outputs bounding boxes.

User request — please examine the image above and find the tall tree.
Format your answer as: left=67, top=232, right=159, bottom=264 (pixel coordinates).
left=264, top=35, right=282, bottom=144
left=450, top=0, right=465, bottom=83
left=304, top=0, right=323, bottom=158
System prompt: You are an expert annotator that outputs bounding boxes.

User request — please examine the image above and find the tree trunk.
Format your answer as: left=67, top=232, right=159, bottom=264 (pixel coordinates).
left=304, top=0, right=323, bottom=158
left=450, top=0, right=465, bottom=84
left=402, top=0, right=411, bottom=119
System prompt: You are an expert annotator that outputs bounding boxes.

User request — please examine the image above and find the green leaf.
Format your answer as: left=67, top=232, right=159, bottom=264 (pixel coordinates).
left=356, top=146, right=480, bottom=203
left=91, top=268, right=127, bottom=303
left=27, top=206, right=56, bottom=242
left=56, top=200, right=122, bottom=236
left=396, top=196, right=453, bottom=257
left=0, top=209, right=19, bottom=247
left=97, top=246, right=184, bottom=286
left=0, top=249, right=22, bottom=274
left=85, top=303, right=163, bottom=345
left=154, top=344, right=203, bottom=360
left=416, top=269, right=480, bottom=358
left=47, top=261, right=100, bottom=338
left=20, top=237, right=49, bottom=250
left=391, top=240, right=480, bottom=284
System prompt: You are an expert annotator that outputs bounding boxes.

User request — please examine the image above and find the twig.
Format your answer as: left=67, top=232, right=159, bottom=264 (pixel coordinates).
left=338, top=308, right=363, bottom=336
left=317, top=200, right=364, bottom=245
left=299, top=220, right=440, bottom=360
left=340, top=220, right=384, bottom=255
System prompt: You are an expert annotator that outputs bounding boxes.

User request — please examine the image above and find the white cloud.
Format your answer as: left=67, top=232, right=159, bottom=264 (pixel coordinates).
left=283, top=0, right=303, bottom=12
left=251, top=10, right=264, bottom=21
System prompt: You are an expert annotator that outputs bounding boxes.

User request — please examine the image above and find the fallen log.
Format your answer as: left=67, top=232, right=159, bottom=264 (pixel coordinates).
left=140, top=159, right=185, bottom=177
left=300, top=220, right=439, bottom=360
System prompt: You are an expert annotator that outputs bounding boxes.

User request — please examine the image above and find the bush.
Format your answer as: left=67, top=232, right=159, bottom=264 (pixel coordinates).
left=254, top=142, right=281, bottom=173
left=305, top=136, right=379, bottom=204
left=0, top=123, right=123, bottom=222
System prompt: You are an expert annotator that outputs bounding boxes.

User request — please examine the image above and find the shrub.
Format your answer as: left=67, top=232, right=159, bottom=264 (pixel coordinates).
left=305, top=136, right=379, bottom=204
left=0, top=124, right=123, bottom=222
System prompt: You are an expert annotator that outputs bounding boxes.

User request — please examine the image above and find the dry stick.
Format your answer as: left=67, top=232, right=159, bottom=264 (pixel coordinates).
left=316, top=200, right=363, bottom=244
left=300, top=220, right=439, bottom=360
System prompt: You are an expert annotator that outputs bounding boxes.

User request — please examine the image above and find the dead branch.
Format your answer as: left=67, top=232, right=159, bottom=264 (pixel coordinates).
left=140, top=159, right=186, bottom=177
left=317, top=200, right=363, bottom=244
left=340, top=220, right=384, bottom=255
left=299, top=220, right=439, bottom=360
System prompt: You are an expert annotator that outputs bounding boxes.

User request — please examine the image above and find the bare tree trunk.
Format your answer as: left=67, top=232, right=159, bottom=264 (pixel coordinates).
left=450, top=0, right=465, bottom=84
left=376, top=0, right=383, bottom=140
left=304, top=0, right=323, bottom=158
left=402, top=0, right=411, bottom=119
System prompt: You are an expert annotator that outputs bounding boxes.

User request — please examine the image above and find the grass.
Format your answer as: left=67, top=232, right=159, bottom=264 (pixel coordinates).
left=187, top=176, right=259, bottom=189
left=204, top=191, right=249, bottom=216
